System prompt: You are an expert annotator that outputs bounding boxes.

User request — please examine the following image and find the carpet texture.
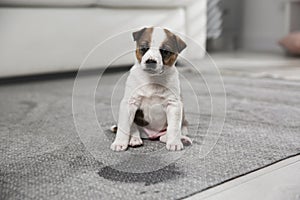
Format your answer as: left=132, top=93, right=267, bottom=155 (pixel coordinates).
left=1, top=68, right=300, bottom=199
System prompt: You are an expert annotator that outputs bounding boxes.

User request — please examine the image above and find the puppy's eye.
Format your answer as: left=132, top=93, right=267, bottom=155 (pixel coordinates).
left=139, top=47, right=149, bottom=55
left=160, top=49, right=172, bottom=58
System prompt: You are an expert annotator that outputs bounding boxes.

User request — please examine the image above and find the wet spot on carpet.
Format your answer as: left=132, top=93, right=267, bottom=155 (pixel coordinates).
left=98, top=164, right=182, bottom=186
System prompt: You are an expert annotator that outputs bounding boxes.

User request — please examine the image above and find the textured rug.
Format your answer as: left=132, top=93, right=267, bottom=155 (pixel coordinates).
left=1, top=68, right=300, bottom=199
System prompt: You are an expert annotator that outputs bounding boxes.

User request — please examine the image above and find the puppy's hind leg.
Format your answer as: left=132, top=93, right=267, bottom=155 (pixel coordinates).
left=159, top=134, right=167, bottom=143
left=181, top=125, right=192, bottom=145
left=129, top=124, right=143, bottom=147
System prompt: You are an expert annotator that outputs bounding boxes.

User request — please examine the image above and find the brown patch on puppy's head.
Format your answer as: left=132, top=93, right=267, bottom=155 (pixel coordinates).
left=161, top=29, right=187, bottom=66
left=132, top=27, right=154, bottom=63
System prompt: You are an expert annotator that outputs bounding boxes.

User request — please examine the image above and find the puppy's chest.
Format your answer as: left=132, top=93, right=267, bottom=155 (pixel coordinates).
left=137, top=84, right=170, bottom=107
left=140, top=96, right=166, bottom=110
left=130, top=82, right=176, bottom=129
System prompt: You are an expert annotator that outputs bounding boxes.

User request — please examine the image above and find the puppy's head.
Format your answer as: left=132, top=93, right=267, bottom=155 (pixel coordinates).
left=132, top=27, right=187, bottom=75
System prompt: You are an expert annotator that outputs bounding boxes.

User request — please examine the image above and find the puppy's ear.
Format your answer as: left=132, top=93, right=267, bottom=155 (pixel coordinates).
left=132, top=27, right=147, bottom=41
left=174, top=35, right=187, bottom=53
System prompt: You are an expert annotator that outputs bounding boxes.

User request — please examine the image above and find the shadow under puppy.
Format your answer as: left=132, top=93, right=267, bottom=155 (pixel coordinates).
left=111, top=27, right=192, bottom=151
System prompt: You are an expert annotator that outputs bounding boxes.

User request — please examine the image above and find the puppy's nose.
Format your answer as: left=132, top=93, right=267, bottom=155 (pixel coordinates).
left=146, top=59, right=157, bottom=65
left=145, top=59, right=157, bottom=70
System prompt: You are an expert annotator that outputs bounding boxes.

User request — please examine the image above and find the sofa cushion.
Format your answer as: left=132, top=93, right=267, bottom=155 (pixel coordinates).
left=97, top=0, right=198, bottom=8
left=0, top=0, right=199, bottom=8
left=0, top=0, right=97, bottom=7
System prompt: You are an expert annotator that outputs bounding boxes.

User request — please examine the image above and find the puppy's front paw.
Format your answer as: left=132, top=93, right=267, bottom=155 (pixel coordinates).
left=129, top=137, right=143, bottom=147
left=110, top=141, right=128, bottom=151
left=166, top=140, right=183, bottom=151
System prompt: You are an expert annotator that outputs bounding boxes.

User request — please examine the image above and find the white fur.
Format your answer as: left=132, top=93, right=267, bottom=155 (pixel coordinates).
left=111, top=28, right=190, bottom=151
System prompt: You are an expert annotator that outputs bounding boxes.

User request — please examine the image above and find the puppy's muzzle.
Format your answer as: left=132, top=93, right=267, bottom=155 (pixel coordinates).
left=144, top=59, right=157, bottom=72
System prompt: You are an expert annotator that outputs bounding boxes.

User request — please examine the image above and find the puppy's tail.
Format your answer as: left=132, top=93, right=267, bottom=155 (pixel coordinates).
left=110, top=125, right=117, bottom=133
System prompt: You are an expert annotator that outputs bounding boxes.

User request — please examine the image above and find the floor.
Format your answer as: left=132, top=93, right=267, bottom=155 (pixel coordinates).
left=0, top=51, right=299, bottom=199
left=195, top=51, right=300, bottom=81
left=188, top=155, right=300, bottom=200
left=186, top=51, right=300, bottom=200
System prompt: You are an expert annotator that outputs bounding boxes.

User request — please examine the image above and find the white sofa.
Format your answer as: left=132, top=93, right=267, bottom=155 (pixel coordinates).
left=0, top=0, right=206, bottom=78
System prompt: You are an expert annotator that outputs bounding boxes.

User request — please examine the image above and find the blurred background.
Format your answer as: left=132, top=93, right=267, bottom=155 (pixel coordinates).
left=207, top=0, right=300, bottom=52
left=0, top=0, right=299, bottom=79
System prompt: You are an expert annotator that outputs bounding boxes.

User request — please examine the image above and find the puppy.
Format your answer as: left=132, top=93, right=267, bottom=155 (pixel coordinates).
left=111, top=27, right=192, bottom=151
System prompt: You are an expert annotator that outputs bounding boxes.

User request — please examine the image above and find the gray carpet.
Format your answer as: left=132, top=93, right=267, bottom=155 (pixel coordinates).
left=1, top=68, right=300, bottom=199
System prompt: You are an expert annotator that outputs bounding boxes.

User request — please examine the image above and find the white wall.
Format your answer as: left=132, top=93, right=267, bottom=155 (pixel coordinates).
left=221, top=0, right=243, bottom=50
left=241, top=0, right=287, bottom=52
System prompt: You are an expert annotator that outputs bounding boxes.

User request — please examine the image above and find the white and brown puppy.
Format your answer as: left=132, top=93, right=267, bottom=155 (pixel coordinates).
left=111, top=27, right=192, bottom=151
